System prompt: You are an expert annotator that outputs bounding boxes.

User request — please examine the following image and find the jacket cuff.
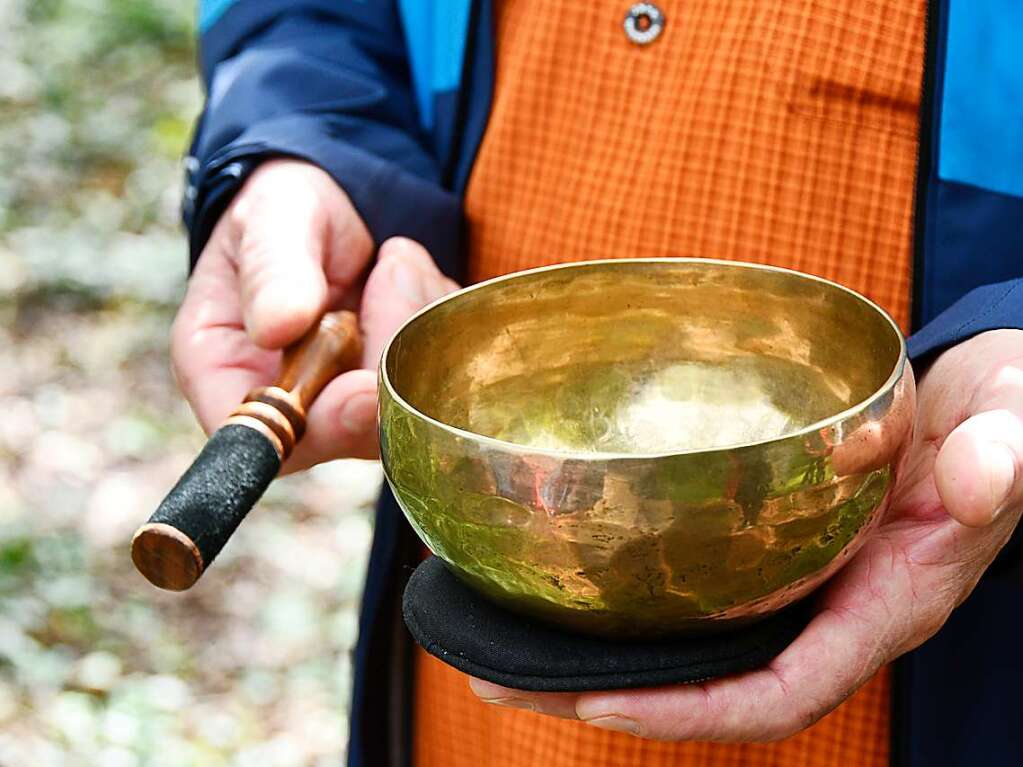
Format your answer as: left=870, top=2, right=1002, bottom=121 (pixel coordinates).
left=184, top=114, right=465, bottom=280
left=907, top=279, right=1023, bottom=364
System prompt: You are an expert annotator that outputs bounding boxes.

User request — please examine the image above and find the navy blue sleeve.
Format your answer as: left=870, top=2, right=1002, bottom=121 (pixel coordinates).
left=907, top=278, right=1023, bottom=363
left=183, top=0, right=463, bottom=279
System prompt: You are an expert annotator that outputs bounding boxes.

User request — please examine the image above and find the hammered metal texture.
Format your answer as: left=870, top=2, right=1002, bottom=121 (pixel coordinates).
left=380, top=260, right=914, bottom=638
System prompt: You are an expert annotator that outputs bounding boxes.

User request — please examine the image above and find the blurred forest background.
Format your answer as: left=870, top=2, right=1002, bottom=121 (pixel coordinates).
left=0, top=1, right=381, bottom=764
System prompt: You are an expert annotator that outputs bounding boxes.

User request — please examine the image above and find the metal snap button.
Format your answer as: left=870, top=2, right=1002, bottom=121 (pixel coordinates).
left=624, top=3, right=665, bottom=46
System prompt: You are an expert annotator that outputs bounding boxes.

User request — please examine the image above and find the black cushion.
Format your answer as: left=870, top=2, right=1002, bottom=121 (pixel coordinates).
left=403, top=556, right=813, bottom=692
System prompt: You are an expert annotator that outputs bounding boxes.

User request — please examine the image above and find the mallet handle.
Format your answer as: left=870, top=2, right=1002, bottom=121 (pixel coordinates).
left=131, top=311, right=362, bottom=591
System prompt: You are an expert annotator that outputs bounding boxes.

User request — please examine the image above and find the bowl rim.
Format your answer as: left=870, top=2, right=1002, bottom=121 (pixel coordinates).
left=379, top=257, right=908, bottom=460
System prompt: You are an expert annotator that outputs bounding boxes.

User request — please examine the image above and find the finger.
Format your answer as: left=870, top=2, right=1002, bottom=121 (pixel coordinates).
left=934, top=409, right=1023, bottom=527
left=280, top=369, right=379, bottom=473
left=231, top=161, right=375, bottom=350
left=280, top=238, right=460, bottom=469
left=966, top=342, right=1023, bottom=416
left=361, top=237, right=461, bottom=366
left=572, top=605, right=884, bottom=742
left=232, top=181, right=331, bottom=350
left=172, top=229, right=280, bottom=434
left=914, top=329, right=1023, bottom=440
left=468, top=678, right=583, bottom=720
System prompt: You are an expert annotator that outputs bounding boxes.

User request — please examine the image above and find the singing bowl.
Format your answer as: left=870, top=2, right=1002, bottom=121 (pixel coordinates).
left=379, top=259, right=914, bottom=638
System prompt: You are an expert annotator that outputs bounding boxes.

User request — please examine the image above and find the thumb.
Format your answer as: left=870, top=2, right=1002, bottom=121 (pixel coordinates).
left=934, top=409, right=1023, bottom=527
left=233, top=183, right=330, bottom=350
left=360, top=237, right=461, bottom=364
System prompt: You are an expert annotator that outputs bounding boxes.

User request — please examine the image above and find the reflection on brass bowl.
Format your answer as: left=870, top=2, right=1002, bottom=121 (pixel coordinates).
left=379, top=259, right=915, bottom=638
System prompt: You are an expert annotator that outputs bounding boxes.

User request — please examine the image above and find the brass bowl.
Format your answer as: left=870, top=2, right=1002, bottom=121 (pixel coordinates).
left=379, top=259, right=914, bottom=638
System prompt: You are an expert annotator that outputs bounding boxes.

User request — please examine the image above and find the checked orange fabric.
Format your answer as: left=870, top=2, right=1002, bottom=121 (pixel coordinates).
left=415, top=1, right=924, bottom=765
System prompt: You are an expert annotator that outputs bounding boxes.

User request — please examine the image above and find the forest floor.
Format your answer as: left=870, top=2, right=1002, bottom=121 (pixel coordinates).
left=0, top=3, right=380, bottom=765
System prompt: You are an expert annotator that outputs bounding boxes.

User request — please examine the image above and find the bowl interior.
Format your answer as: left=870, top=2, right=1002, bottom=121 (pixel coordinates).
left=385, top=260, right=901, bottom=456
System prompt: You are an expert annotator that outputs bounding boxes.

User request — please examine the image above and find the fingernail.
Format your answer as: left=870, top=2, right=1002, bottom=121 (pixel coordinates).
left=468, top=679, right=537, bottom=711
left=583, top=714, right=641, bottom=735
left=469, top=678, right=508, bottom=698
left=339, top=391, right=377, bottom=434
left=391, top=257, right=429, bottom=307
left=985, top=441, right=1017, bottom=519
left=479, top=696, right=537, bottom=712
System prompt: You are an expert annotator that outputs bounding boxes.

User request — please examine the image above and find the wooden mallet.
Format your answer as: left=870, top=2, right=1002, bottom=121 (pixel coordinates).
left=132, top=310, right=363, bottom=591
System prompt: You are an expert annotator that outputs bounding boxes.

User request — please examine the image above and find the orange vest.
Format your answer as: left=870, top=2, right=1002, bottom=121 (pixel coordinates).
left=415, top=1, right=923, bottom=764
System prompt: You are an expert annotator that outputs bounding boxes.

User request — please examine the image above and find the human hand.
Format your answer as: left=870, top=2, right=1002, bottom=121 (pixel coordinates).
left=470, top=329, right=1023, bottom=741
left=171, top=159, right=459, bottom=472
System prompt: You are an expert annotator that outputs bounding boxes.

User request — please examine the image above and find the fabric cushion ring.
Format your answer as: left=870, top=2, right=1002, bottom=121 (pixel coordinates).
left=403, top=556, right=813, bottom=692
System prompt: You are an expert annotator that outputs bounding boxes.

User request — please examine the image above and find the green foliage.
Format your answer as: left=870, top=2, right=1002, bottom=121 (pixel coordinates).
left=0, top=538, right=36, bottom=575
left=0, top=0, right=199, bottom=305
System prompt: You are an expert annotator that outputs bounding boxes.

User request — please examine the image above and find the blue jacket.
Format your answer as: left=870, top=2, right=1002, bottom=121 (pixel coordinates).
left=185, top=2, right=1023, bottom=765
